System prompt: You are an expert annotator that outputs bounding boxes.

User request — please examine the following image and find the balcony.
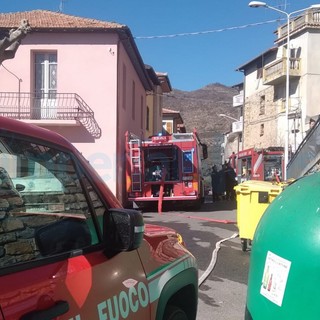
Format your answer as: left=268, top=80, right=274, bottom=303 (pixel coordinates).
left=277, top=9, right=320, bottom=40
left=233, top=91, right=244, bottom=107
left=0, top=92, right=101, bottom=138
left=263, top=57, right=301, bottom=85
left=232, top=118, right=243, bottom=134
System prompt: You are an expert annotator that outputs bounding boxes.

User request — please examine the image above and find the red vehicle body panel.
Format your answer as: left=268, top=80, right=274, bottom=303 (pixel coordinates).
left=125, top=131, right=207, bottom=208
left=230, top=147, right=284, bottom=182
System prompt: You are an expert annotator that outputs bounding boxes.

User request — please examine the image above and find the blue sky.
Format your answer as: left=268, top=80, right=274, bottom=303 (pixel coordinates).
left=2, top=0, right=319, bottom=91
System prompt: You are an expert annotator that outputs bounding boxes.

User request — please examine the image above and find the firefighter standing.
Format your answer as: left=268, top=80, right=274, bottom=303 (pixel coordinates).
left=210, top=165, right=220, bottom=202
left=225, top=162, right=237, bottom=200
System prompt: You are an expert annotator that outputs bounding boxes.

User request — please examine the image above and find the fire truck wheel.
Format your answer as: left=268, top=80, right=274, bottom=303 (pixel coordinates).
left=163, top=305, right=188, bottom=320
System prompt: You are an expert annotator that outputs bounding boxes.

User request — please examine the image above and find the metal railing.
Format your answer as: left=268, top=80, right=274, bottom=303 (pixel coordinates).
left=0, top=92, right=101, bottom=138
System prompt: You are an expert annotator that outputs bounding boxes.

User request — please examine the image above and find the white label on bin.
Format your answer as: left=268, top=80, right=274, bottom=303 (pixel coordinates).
left=260, top=251, right=291, bottom=307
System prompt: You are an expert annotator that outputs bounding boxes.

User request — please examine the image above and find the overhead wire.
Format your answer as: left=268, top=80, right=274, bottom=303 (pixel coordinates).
left=134, top=19, right=285, bottom=40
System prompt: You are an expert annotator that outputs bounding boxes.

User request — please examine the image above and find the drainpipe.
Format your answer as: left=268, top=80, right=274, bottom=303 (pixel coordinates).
left=1, top=64, right=23, bottom=119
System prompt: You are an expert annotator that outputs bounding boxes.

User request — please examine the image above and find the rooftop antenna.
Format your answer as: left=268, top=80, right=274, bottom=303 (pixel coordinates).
left=275, top=0, right=289, bottom=11
left=59, top=0, right=67, bottom=12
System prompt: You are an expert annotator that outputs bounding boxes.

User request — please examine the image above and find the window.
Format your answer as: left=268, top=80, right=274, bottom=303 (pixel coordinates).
left=34, top=52, right=57, bottom=119
left=35, top=53, right=57, bottom=98
left=163, top=120, right=173, bottom=134
left=257, top=60, right=263, bottom=79
left=146, top=106, right=150, bottom=131
left=132, top=81, right=135, bottom=120
left=144, top=147, right=178, bottom=182
left=264, top=155, right=283, bottom=181
left=182, top=150, right=194, bottom=174
left=122, top=64, right=127, bottom=110
left=260, top=95, right=265, bottom=115
left=260, top=124, right=265, bottom=136
left=141, top=95, right=144, bottom=130
left=0, top=135, right=106, bottom=269
left=159, top=96, right=163, bottom=116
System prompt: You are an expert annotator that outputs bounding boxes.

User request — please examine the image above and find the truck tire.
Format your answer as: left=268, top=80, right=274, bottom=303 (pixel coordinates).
left=163, top=305, right=188, bottom=320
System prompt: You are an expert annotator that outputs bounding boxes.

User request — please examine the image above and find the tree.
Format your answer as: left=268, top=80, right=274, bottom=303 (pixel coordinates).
left=0, top=19, right=30, bottom=64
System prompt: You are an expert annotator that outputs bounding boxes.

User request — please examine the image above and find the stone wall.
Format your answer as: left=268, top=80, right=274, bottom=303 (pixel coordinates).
left=243, top=86, right=282, bottom=149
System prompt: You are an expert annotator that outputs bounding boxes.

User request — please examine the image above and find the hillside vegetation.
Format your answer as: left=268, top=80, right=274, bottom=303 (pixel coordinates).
left=163, top=83, right=239, bottom=175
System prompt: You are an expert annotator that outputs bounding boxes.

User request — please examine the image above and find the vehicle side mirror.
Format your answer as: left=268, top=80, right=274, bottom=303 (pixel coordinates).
left=104, top=208, right=144, bottom=256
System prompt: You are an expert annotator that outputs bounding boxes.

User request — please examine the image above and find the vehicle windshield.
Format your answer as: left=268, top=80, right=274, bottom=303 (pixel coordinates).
left=144, top=147, right=179, bottom=182
left=264, top=155, right=282, bottom=181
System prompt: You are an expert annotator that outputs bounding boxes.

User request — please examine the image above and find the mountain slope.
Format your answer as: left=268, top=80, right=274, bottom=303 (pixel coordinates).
left=163, top=83, right=239, bottom=174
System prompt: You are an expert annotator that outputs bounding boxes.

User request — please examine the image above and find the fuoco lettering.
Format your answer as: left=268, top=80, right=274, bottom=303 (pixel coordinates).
left=97, top=282, right=149, bottom=320
left=68, top=315, right=81, bottom=320
left=128, top=286, right=138, bottom=312
left=138, top=282, right=149, bottom=308
left=107, top=296, right=119, bottom=320
left=119, top=291, right=129, bottom=318
left=97, top=301, right=108, bottom=320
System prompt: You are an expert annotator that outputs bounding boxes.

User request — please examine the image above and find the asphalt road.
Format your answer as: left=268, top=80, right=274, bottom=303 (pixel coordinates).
left=143, top=198, right=250, bottom=320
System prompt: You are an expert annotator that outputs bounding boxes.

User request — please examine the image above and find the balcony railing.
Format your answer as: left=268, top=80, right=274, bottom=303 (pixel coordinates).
left=0, top=92, right=101, bottom=138
left=263, top=57, right=301, bottom=85
left=232, top=117, right=243, bottom=133
left=277, top=9, right=320, bottom=39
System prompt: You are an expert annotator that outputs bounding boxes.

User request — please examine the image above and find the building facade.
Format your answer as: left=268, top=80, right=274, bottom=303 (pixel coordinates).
left=0, top=10, right=169, bottom=205
left=238, top=8, right=320, bottom=155
left=221, top=83, right=244, bottom=162
left=145, top=67, right=172, bottom=138
left=162, top=108, right=186, bottom=134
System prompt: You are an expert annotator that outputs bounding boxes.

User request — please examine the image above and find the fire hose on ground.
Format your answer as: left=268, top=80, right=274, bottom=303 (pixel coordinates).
left=198, top=232, right=239, bottom=287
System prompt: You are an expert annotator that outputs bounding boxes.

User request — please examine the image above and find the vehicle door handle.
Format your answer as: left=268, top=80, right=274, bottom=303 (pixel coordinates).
left=20, top=300, right=69, bottom=320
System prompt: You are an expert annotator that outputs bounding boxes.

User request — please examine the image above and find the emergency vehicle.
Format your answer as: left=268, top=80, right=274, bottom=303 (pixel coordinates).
left=125, top=130, right=208, bottom=210
left=229, top=147, right=284, bottom=182
left=0, top=117, right=198, bottom=320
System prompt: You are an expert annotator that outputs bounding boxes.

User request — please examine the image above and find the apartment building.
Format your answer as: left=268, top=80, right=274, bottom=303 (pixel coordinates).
left=238, top=8, right=320, bottom=154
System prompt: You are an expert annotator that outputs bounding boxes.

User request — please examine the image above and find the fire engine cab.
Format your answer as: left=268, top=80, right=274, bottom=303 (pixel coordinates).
left=229, top=147, right=284, bottom=182
left=126, top=130, right=208, bottom=210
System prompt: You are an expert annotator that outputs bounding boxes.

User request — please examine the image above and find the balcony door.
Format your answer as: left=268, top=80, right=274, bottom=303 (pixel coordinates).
left=34, top=53, right=57, bottom=119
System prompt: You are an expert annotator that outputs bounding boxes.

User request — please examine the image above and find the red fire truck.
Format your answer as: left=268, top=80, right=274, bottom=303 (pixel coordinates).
left=229, top=147, right=284, bottom=182
left=125, top=130, right=208, bottom=211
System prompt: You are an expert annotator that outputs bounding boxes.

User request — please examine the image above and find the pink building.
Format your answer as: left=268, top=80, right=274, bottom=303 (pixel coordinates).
left=0, top=10, right=169, bottom=205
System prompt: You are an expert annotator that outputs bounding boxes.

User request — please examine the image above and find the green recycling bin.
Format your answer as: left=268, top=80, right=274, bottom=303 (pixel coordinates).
left=234, top=180, right=283, bottom=251
left=245, top=172, right=320, bottom=319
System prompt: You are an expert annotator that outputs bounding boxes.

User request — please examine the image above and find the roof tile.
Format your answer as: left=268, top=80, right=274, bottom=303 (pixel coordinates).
left=0, top=10, right=125, bottom=30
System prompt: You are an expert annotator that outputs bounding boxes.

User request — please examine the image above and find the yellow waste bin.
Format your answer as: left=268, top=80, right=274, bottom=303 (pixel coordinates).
left=234, top=180, right=283, bottom=251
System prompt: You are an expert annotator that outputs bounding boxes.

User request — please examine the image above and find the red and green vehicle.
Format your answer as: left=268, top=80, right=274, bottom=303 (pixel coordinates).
left=0, top=117, right=198, bottom=320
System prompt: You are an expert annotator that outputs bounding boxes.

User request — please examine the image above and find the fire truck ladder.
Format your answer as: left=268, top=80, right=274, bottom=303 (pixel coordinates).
left=129, top=138, right=142, bottom=192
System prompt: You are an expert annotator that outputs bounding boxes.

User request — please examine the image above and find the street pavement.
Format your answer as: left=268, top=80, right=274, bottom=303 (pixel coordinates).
left=143, top=197, right=250, bottom=320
